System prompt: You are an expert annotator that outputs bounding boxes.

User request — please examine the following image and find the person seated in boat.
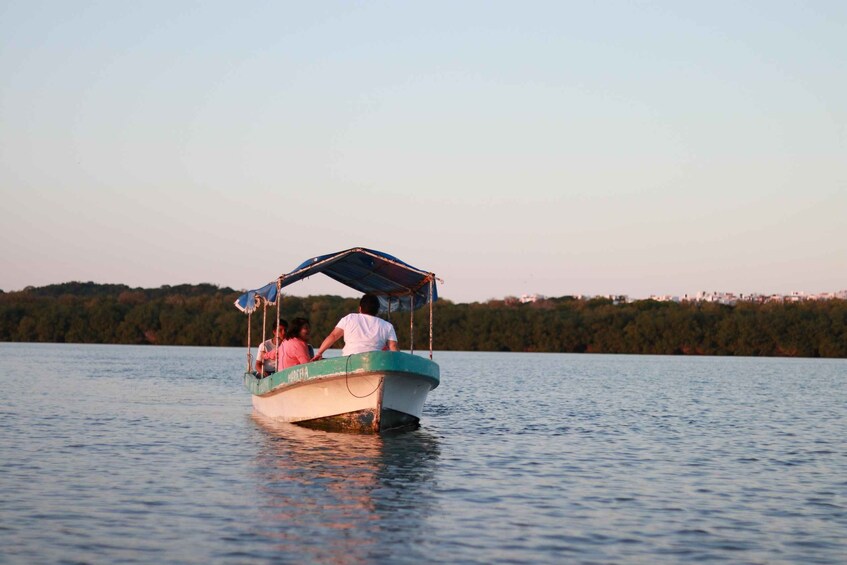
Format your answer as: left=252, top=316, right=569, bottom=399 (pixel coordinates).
left=311, top=294, right=398, bottom=361
left=255, top=320, right=287, bottom=377
left=281, top=317, right=314, bottom=369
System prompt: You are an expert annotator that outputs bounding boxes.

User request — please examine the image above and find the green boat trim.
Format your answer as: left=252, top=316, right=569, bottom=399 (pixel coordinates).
left=243, top=350, right=440, bottom=396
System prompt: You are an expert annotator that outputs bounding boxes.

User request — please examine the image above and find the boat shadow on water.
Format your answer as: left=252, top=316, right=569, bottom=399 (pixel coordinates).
left=248, top=412, right=442, bottom=562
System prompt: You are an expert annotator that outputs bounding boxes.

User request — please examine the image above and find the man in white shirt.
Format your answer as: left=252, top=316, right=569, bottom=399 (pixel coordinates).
left=311, top=294, right=398, bottom=359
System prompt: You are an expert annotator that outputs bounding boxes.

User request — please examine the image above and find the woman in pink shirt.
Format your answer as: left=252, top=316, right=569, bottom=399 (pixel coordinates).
left=281, top=317, right=313, bottom=369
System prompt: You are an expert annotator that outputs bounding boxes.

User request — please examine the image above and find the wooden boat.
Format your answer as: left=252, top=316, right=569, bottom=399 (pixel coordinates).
left=235, top=248, right=441, bottom=433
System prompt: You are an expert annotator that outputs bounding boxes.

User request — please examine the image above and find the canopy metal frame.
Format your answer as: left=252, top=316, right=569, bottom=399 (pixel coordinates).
left=239, top=248, right=439, bottom=366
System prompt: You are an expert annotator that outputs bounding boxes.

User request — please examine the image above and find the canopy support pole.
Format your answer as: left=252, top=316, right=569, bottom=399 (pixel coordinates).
left=261, top=301, right=267, bottom=349
left=246, top=312, right=253, bottom=373
left=409, top=291, right=414, bottom=354
left=428, top=278, right=434, bottom=360
left=275, top=280, right=281, bottom=373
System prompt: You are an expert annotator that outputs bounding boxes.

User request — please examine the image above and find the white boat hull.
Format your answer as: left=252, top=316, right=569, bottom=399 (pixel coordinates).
left=245, top=351, right=440, bottom=433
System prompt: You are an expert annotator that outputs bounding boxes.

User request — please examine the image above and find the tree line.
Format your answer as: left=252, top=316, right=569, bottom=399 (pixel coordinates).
left=1, top=282, right=846, bottom=358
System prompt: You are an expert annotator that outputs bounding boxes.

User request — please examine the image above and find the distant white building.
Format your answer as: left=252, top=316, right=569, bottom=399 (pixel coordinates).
left=508, top=289, right=847, bottom=304
left=691, top=291, right=738, bottom=305
left=649, top=294, right=680, bottom=303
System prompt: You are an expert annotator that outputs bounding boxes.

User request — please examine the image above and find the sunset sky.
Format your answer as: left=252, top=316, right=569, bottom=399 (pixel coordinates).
left=1, top=1, right=844, bottom=303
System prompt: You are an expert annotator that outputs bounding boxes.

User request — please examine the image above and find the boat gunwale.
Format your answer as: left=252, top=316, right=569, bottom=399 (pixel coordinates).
left=243, top=350, right=440, bottom=397
left=248, top=368, right=434, bottom=398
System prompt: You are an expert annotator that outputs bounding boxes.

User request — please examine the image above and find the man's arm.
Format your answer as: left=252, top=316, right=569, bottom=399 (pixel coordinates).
left=387, top=340, right=398, bottom=351
left=311, top=327, right=344, bottom=361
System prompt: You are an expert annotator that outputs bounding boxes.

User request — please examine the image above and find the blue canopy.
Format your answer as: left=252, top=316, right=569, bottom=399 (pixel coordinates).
left=234, top=247, right=438, bottom=315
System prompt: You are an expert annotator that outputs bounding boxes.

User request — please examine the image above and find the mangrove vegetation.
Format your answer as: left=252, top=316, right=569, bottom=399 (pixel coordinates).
left=1, top=282, right=846, bottom=358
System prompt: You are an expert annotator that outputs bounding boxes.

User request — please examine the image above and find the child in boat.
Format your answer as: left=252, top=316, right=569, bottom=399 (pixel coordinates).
left=255, top=320, right=287, bottom=377
left=311, top=294, right=398, bottom=360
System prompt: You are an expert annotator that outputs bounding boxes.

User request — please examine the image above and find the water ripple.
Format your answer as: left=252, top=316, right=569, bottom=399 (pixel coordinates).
left=1, top=345, right=845, bottom=563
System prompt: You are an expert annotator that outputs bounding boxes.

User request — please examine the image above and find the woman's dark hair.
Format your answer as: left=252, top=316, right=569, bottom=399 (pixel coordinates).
left=360, top=294, right=380, bottom=315
left=285, top=317, right=310, bottom=340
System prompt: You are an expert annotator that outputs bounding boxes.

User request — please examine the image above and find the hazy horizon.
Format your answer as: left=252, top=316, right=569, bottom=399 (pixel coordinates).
left=2, top=277, right=844, bottom=305
left=2, top=2, right=845, bottom=304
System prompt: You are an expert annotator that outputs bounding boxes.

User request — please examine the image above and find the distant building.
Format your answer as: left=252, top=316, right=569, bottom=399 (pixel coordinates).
left=648, top=294, right=680, bottom=303
left=502, top=289, right=846, bottom=304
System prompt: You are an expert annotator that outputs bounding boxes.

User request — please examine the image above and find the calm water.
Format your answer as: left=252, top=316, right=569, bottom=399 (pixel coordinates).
left=1, top=344, right=845, bottom=564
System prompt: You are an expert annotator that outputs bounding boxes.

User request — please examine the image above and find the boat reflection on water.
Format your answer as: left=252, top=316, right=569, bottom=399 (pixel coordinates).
left=249, top=413, right=441, bottom=563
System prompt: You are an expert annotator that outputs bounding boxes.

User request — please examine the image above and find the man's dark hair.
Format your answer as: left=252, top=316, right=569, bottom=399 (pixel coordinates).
left=360, top=294, right=380, bottom=315
left=277, top=319, right=289, bottom=331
